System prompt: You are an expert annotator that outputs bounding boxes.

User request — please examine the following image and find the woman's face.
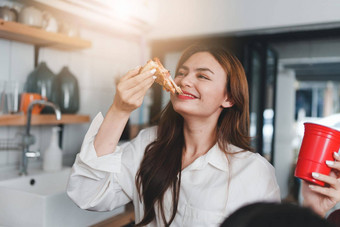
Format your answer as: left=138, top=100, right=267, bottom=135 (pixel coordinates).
left=171, top=52, right=232, bottom=119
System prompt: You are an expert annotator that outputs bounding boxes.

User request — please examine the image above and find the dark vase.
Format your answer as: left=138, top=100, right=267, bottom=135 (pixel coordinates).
left=24, top=62, right=55, bottom=113
left=53, top=66, right=79, bottom=113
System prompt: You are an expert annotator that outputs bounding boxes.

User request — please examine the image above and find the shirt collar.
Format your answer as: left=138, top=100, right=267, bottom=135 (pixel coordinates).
left=206, top=143, right=246, bottom=172
left=205, top=144, right=228, bottom=172
left=184, top=143, right=244, bottom=172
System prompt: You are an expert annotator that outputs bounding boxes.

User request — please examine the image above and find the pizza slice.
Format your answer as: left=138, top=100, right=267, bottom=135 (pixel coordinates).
left=140, top=57, right=183, bottom=95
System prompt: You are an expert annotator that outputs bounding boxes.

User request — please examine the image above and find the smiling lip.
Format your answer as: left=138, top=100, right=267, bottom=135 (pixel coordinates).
left=177, top=91, right=197, bottom=100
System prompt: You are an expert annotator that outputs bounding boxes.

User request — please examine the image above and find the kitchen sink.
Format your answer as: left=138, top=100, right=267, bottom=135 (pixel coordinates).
left=0, top=167, right=125, bottom=227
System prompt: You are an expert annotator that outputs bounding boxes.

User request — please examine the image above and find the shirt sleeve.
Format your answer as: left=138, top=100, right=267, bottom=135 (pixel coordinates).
left=66, top=112, right=154, bottom=212
left=254, top=153, right=281, bottom=202
left=326, top=209, right=340, bottom=226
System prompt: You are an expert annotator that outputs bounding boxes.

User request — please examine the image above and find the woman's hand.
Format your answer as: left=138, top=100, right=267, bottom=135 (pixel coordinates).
left=94, top=66, right=156, bottom=157
left=112, top=66, right=156, bottom=114
left=302, top=151, right=340, bottom=217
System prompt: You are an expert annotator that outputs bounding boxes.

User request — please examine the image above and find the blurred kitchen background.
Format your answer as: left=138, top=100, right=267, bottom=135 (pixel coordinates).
left=0, top=0, right=340, bottom=226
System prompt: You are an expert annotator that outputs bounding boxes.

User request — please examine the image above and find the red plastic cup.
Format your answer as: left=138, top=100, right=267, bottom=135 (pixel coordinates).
left=295, top=122, right=340, bottom=186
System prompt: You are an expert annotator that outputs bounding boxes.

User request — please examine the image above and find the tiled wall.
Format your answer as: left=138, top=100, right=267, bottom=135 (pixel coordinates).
left=0, top=27, right=147, bottom=170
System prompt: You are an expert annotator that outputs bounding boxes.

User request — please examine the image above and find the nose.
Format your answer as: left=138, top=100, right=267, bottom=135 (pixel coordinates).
left=177, top=73, right=194, bottom=88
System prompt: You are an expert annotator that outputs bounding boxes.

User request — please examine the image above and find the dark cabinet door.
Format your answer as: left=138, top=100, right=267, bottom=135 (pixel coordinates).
left=244, top=42, right=278, bottom=163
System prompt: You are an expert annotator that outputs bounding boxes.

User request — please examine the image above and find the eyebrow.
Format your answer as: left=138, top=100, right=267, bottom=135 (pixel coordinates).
left=179, top=65, right=215, bottom=74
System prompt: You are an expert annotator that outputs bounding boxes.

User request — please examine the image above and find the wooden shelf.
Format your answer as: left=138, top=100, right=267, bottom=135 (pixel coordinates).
left=0, top=19, right=91, bottom=50
left=0, top=20, right=91, bottom=126
left=0, top=114, right=90, bottom=126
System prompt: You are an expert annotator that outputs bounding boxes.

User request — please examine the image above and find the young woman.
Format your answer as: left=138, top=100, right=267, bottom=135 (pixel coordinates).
left=67, top=44, right=280, bottom=226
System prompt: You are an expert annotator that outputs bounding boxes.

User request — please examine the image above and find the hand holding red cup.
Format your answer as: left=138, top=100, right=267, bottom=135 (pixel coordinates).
left=295, top=123, right=340, bottom=186
left=301, top=151, right=340, bottom=217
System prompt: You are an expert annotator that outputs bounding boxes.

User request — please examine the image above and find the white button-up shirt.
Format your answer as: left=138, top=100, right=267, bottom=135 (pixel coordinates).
left=67, top=113, right=280, bottom=227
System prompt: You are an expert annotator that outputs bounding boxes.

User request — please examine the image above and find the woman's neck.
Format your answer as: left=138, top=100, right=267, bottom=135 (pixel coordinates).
left=182, top=118, right=218, bottom=169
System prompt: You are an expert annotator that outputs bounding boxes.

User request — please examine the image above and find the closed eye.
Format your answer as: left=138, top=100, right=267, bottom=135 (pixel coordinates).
left=175, top=71, right=185, bottom=77
left=198, top=74, right=210, bottom=80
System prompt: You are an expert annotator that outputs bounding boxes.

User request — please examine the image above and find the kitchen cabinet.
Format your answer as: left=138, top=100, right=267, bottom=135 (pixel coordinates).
left=0, top=19, right=92, bottom=126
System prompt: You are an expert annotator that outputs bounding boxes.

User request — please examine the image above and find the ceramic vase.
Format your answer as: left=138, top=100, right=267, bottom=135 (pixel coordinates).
left=53, top=66, right=79, bottom=113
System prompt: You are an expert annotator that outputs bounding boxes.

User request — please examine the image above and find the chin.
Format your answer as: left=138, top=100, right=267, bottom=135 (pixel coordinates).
left=172, top=104, right=197, bottom=117
left=172, top=103, right=188, bottom=113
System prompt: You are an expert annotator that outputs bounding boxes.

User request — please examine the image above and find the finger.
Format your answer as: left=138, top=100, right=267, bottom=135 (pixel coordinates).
left=329, top=170, right=338, bottom=178
left=326, top=159, right=340, bottom=172
left=128, top=75, right=156, bottom=99
left=118, top=73, right=155, bottom=103
left=333, top=151, right=340, bottom=161
left=116, top=69, right=154, bottom=95
left=302, top=180, right=313, bottom=191
left=117, top=75, right=154, bottom=103
left=131, top=68, right=156, bottom=86
left=308, top=183, right=338, bottom=198
left=312, top=172, right=338, bottom=187
left=123, top=69, right=156, bottom=91
left=120, top=66, right=142, bottom=82
left=120, top=76, right=155, bottom=109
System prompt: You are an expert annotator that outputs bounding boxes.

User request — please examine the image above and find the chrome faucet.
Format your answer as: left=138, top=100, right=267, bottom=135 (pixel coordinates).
left=19, top=100, right=61, bottom=175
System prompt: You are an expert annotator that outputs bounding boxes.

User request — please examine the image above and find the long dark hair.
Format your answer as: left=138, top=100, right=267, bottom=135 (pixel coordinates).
left=135, top=43, right=252, bottom=226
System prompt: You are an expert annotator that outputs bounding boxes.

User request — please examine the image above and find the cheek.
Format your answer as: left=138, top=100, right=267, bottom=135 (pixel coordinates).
left=203, top=84, right=224, bottom=96
left=202, top=85, right=226, bottom=104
